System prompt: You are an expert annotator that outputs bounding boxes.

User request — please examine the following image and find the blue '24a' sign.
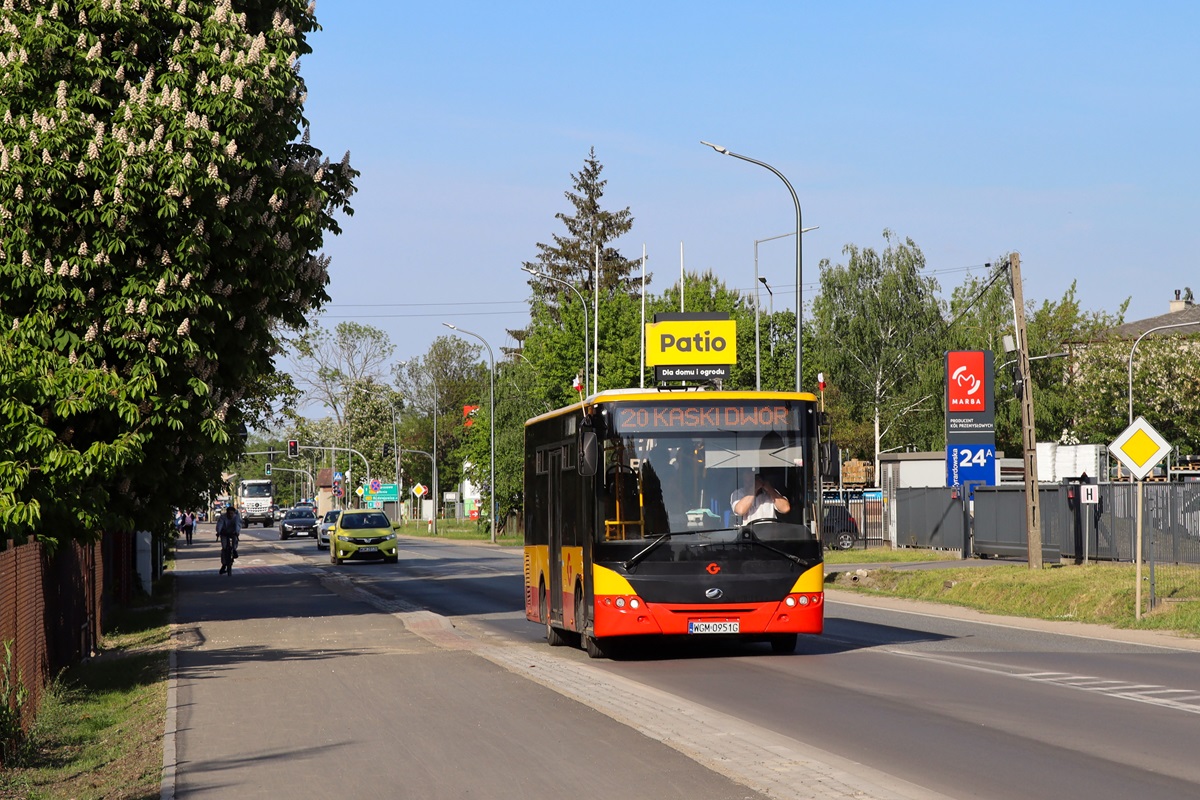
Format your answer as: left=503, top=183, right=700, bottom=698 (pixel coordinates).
left=947, top=445, right=996, bottom=498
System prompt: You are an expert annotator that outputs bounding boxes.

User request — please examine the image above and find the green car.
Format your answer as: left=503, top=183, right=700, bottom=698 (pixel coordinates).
left=329, top=509, right=400, bottom=565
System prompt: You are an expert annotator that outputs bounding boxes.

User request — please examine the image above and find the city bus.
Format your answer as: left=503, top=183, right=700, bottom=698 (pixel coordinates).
left=524, top=389, right=825, bottom=658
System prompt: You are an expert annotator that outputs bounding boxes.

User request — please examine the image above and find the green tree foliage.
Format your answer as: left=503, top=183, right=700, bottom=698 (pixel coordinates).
left=1071, top=333, right=1200, bottom=454
left=948, top=270, right=1127, bottom=456
left=455, top=357, right=545, bottom=531
left=0, top=1, right=356, bottom=545
left=811, top=231, right=945, bottom=464
left=1023, top=283, right=1123, bottom=445
left=392, top=338, right=488, bottom=502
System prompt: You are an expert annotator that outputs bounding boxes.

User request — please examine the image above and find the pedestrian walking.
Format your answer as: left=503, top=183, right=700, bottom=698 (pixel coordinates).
left=181, top=511, right=195, bottom=546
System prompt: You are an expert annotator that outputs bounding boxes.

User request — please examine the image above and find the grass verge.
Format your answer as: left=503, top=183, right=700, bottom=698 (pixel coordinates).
left=823, top=546, right=963, bottom=565
left=397, top=518, right=523, bottom=547
left=826, top=561, right=1200, bottom=636
left=0, top=576, right=173, bottom=800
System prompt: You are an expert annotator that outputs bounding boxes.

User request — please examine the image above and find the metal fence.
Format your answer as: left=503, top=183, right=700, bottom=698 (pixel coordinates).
left=823, top=490, right=888, bottom=550
left=0, top=538, right=103, bottom=760
left=886, top=482, right=1200, bottom=609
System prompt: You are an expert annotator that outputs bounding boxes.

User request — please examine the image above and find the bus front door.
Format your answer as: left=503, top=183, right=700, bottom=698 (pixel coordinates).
left=547, top=447, right=564, bottom=627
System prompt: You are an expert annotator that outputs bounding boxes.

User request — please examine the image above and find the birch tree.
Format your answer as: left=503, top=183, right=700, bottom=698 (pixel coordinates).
left=811, top=231, right=945, bottom=473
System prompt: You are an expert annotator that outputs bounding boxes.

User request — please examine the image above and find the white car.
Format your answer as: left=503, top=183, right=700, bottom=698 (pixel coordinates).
left=316, top=509, right=341, bottom=551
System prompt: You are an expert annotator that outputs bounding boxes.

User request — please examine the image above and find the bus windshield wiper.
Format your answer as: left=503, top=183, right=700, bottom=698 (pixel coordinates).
left=740, top=528, right=804, bottom=566
left=623, top=534, right=671, bottom=572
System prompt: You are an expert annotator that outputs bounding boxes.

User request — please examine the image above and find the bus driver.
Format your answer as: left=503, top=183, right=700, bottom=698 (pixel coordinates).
left=732, top=471, right=791, bottom=522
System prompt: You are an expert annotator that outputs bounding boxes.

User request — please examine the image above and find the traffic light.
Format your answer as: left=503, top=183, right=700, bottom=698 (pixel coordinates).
left=383, top=443, right=393, bottom=459
left=287, top=439, right=299, bottom=458
left=264, top=463, right=272, bottom=476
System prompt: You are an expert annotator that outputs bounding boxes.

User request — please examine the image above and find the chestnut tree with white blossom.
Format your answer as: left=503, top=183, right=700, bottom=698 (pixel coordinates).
left=0, top=0, right=357, bottom=546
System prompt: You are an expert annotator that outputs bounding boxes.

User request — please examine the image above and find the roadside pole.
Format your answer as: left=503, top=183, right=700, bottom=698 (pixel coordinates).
left=1136, top=479, right=1144, bottom=620
left=1009, top=253, right=1043, bottom=569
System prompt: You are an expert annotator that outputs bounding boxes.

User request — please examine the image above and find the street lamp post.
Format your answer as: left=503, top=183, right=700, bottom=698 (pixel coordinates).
left=521, top=266, right=589, bottom=396
left=1128, top=321, right=1200, bottom=423
left=702, top=140, right=806, bottom=391
left=758, top=276, right=774, bottom=357
left=753, top=227, right=817, bottom=390
left=444, top=323, right=497, bottom=543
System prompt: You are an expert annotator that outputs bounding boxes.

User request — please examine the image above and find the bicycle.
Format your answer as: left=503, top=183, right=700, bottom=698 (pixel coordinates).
left=219, top=534, right=239, bottom=575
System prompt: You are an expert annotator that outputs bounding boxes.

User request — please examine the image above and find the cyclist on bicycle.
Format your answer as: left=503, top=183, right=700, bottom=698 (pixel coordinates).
left=216, top=505, right=243, bottom=575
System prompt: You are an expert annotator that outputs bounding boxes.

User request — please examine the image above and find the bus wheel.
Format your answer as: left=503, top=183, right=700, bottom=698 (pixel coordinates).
left=542, top=584, right=568, bottom=647
left=770, top=634, right=797, bottom=655
left=583, top=633, right=608, bottom=659
left=573, top=591, right=587, bottom=649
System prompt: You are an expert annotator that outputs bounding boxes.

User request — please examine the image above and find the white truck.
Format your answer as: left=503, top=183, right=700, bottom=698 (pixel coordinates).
left=237, top=479, right=275, bottom=527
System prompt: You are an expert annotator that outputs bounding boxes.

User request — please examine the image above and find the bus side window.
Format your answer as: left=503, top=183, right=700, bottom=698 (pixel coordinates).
left=603, top=442, right=641, bottom=540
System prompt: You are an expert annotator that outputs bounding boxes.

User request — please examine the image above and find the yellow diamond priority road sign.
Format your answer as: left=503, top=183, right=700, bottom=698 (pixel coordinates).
left=1109, top=416, right=1171, bottom=481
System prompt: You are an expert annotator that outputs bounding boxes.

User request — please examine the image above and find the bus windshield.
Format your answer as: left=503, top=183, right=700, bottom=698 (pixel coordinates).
left=600, top=402, right=814, bottom=543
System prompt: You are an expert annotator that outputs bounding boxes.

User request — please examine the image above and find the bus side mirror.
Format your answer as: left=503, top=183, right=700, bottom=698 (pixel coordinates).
left=579, top=431, right=598, bottom=477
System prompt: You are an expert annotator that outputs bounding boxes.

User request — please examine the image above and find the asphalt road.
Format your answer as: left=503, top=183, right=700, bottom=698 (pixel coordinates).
left=173, top=526, right=1200, bottom=799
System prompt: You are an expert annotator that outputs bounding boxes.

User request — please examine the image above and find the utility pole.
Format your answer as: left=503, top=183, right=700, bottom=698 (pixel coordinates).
left=1010, top=253, right=1043, bottom=568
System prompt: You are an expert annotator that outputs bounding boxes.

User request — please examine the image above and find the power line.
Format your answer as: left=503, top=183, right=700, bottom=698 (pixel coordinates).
left=325, top=299, right=526, bottom=309
left=317, top=309, right=529, bottom=319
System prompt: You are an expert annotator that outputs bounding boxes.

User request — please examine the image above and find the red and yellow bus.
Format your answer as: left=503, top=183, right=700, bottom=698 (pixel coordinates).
left=524, top=389, right=825, bottom=658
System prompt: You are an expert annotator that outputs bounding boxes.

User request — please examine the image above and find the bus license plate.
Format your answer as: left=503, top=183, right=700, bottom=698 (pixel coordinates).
left=688, top=620, right=739, bottom=634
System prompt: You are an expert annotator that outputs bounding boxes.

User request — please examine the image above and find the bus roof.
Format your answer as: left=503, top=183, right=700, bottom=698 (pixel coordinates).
left=524, top=388, right=819, bottom=428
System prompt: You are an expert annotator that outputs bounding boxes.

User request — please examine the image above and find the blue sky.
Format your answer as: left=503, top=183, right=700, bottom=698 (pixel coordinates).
left=296, top=1, right=1199, bottom=367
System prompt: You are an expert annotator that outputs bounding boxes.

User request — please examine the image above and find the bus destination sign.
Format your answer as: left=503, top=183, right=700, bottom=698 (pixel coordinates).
left=614, top=404, right=799, bottom=433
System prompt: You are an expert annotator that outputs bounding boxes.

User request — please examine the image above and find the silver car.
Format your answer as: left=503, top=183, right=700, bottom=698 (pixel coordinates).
left=316, top=509, right=341, bottom=551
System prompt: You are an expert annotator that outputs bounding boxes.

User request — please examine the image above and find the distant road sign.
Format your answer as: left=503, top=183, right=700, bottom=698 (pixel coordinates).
left=412, top=484, right=428, bottom=497
left=364, top=483, right=399, bottom=502
left=1109, top=417, right=1171, bottom=481
left=370, top=479, right=382, bottom=493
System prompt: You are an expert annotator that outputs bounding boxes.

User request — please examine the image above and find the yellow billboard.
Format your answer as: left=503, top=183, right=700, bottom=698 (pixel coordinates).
left=645, top=319, right=737, bottom=366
